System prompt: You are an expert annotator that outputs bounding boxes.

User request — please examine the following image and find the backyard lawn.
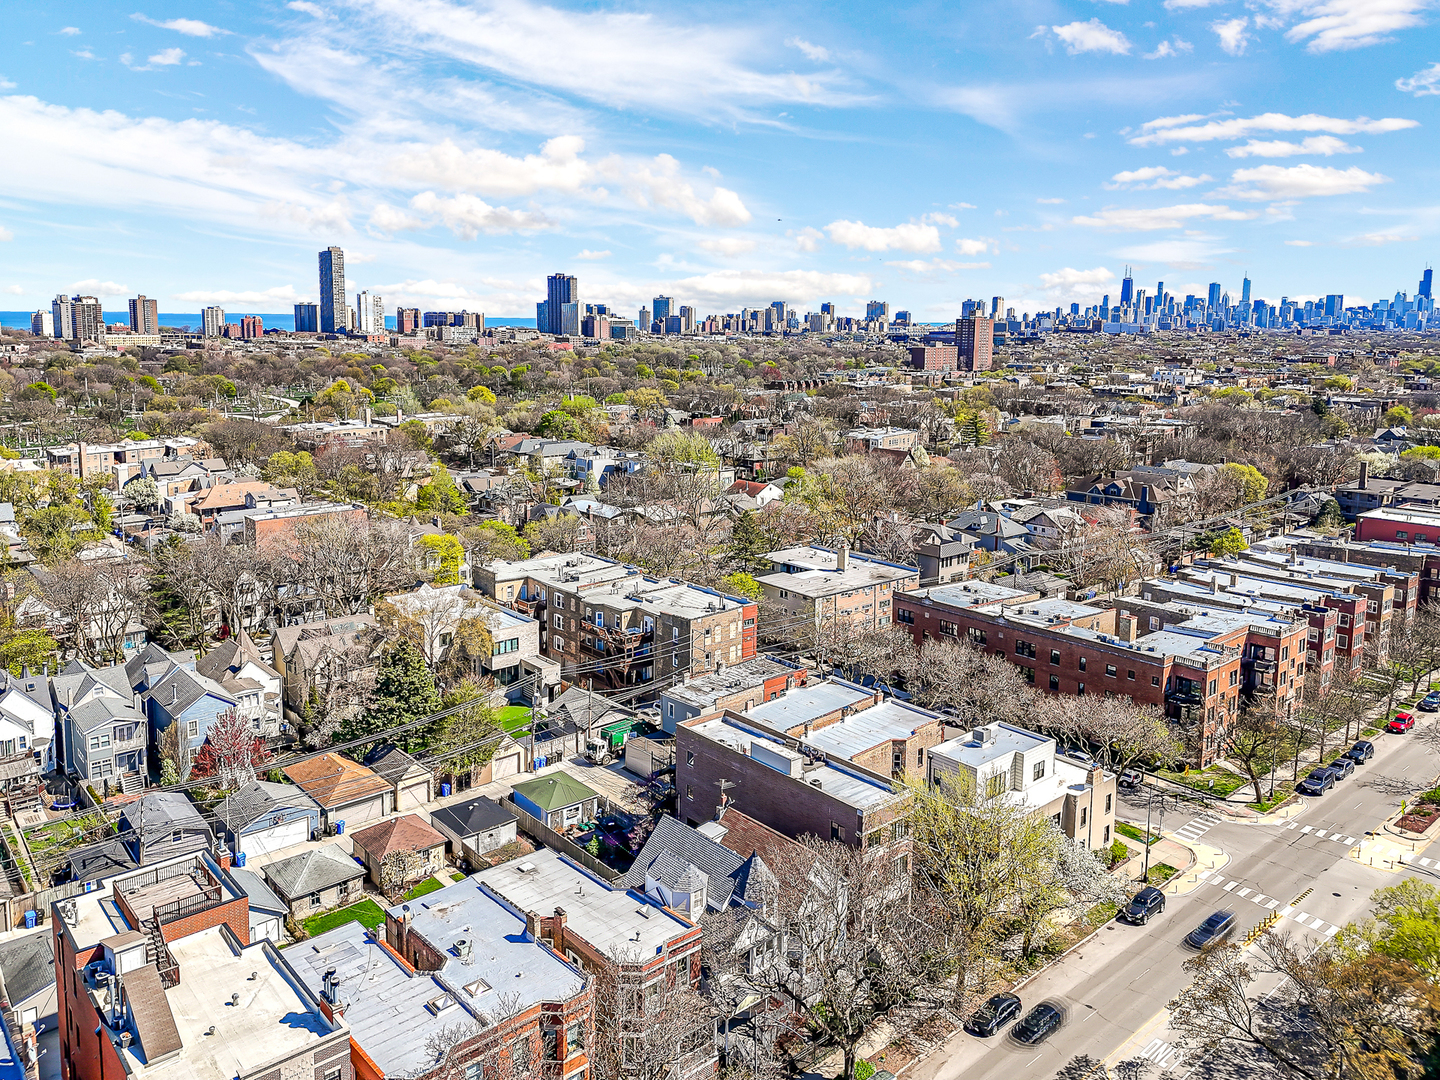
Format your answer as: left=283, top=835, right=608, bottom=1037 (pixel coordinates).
left=497, top=705, right=533, bottom=735
left=403, top=876, right=445, bottom=901
left=300, top=898, right=386, bottom=939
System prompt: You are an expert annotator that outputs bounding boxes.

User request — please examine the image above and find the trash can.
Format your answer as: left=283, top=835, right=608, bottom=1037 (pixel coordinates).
left=23, top=910, right=36, bottom=930
left=440, top=783, right=452, bottom=798
left=335, top=820, right=345, bottom=835
left=235, top=851, right=247, bottom=868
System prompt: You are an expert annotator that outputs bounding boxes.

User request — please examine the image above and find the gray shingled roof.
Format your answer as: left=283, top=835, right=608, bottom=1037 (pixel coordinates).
left=64, top=694, right=144, bottom=735
left=623, top=816, right=764, bottom=911
left=430, top=795, right=514, bottom=839
left=228, top=867, right=288, bottom=917
left=362, top=743, right=428, bottom=785
left=262, top=844, right=365, bottom=901
left=212, top=780, right=321, bottom=833
left=0, top=932, right=56, bottom=1006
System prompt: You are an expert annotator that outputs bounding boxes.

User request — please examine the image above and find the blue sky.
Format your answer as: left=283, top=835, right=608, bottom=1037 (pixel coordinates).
left=0, top=0, right=1437, bottom=321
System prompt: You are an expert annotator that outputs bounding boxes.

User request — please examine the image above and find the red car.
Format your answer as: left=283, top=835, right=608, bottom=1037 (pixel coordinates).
left=1389, top=712, right=1416, bottom=733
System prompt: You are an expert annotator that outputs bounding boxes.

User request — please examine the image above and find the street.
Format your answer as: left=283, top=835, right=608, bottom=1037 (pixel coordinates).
left=920, top=723, right=1440, bottom=1080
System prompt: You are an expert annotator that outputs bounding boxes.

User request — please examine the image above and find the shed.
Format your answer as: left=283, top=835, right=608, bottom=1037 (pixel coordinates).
left=0, top=933, right=56, bottom=1033
left=283, top=753, right=392, bottom=829
left=117, top=791, right=210, bottom=865
left=211, top=780, right=323, bottom=860
left=348, top=814, right=446, bottom=892
left=262, top=844, right=366, bottom=919
left=509, top=772, right=600, bottom=831
left=63, top=837, right=138, bottom=886
left=362, top=743, right=434, bottom=812
left=429, top=796, right=517, bottom=867
left=227, top=866, right=288, bottom=944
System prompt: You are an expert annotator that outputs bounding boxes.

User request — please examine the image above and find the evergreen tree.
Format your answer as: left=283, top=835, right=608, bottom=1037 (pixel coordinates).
left=342, top=638, right=442, bottom=750
left=727, top=509, right=771, bottom=573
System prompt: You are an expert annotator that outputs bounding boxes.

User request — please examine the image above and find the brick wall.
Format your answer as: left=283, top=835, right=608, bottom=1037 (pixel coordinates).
left=159, top=895, right=250, bottom=945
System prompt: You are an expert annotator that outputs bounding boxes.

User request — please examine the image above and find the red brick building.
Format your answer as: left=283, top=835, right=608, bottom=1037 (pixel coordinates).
left=956, top=315, right=994, bottom=371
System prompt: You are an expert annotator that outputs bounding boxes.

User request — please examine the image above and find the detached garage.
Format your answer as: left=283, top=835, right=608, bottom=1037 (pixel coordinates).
left=364, top=743, right=434, bottom=812
left=213, top=780, right=323, bottom=861
left=283, top=753, right=393, bottom=831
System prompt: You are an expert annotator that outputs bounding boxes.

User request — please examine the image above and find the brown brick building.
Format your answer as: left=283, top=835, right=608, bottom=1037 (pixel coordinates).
left=956, top=315, right=994, bottom=371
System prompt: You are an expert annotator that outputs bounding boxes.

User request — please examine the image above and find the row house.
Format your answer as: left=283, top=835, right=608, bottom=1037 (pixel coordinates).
left=1333, top=462, right=1440, bottom=519
left=475, top=553, right=757, bottom=692
left=756, top=544, right=920, bottom=637
left=1281, top=532, right=1440, bottom=604
left=1220, top=548, right=1414, bottom=641
left=659, top=654, right=809, bottom=734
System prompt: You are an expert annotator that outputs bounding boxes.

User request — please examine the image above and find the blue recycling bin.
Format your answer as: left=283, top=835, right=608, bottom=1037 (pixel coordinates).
left=336, top=820, right=345, bottom=835
left=23, top=910, right=36, bottom=930
left=440, top=783, right=451, bottom=798
left=235, top=851, right=247, bottom=868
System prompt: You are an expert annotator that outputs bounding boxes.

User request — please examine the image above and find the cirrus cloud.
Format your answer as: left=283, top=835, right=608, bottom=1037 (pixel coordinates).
left=1130, top=111, right=1419, bottom=146
left=1397, top=62, right=1440, bottom=96
left=1281, top=0, right=1431, bottom=52
left=1104, top=166, right=1213, bottom=190
left=131, top=13, right=230, bottom=37
left=1072, top=203, right=1258, bottom=230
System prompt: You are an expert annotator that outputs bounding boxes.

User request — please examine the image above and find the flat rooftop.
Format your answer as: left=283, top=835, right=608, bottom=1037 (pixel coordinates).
left=903, top=581, right=1035, bottom=609
left=742, top=678, right=874, bottom=731
left=65, top=853, right=240, bottom=948
left=932, top=723, right=1050, bottom=770
left=998, top=597, right=1109, bottom=625
left=114, top=925, right=339, bottom=1080
left=688, top=714, right=900, bottom=811
left=665, top=655, right=800, bottom=709
left=464, top=848, right=694, bottom=961
left=795, top=699, right=944, bottom=762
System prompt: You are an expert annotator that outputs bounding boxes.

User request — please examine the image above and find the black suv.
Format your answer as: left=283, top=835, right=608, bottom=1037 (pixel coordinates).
left=1120, top=886, right=1166, bottom=925
left=1344, top=740, right=1375, bottom=764
left=967, top=993, right=1021, bottom=1038
left=1186, top=910, right=1237, bottom=949
left=1298, top=768, right=1336, bottom=796
left=1013, top=1003, right=1063, bottom=1045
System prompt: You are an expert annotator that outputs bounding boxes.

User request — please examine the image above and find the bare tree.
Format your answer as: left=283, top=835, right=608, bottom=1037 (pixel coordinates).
left=282, top=515, right=416, bottom=616
left=590, top=947, right=716, bottom=1080
left=37, top=558, right=149, bottom=664
left=899, top=636, right=1034, bottom=723
left=1035, top=693, right=1180, bottom=773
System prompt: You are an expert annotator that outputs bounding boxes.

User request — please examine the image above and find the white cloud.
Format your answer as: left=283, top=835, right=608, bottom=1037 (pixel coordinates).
left=885, top=259, right=990, bottom=272
left=1036, top=197, right=1066, bottom=205
left=70, top=279, right=130, bottom=297
left=1347, top=231, right=1419, bottom=245
left=1072, top=203, right=1258, bottom=230
left=1285, top=239, right=1316, bottom=246
left=129, top=47, right=186, bottom=69
left=669, top=268, right=876, bottom=308
left=72, top=49, right=96, bottom=60
left=825, top=219, right=941, bottom=253
left=574, top=249, right=611, bottom=260
left=1038, top=266, right=1116, bottom=304
left=1216, top=163, right=1390, bottom=200
left=792, top=227, right=824, bottom=252
left=1116, top=236, right=1235, bottom=269
left=1397, top=62, right=1440, bottom=96
left=0, top=226, right=11, bottom=241
left=367, top=203, right=425, bottom=234
left=1164, top=0, right=1221, bottom=7
left=698, top=237, right=757, bottom=257
left=1211, top=17, right=1251, bottom=55
left=407, top=191, right=552, bottom=237
left=956, top=237, right=992, bottom=255
left=1051, top=19, right=1132, bottom=54
left=785, top=37, right=830, bottom=62
left=131, top=14, right=230, bottom=37
left=387, top=135, right=590, bottom=198
left=1225, top=135, right=1362, bottom=157
left=59, top=26, right=81, bottom=35
left=950, top=202, right=978, bottom=210
left=337, top=0, right=865, bottom=124
left=263, top=198, right=353, bottom=234
left=1145, top=38, right=1193, bottom=58
left=607, top=154, right=751, bottom=227
left=1278, top=0, right=1431, bottom=52
left=287, top=0, right=327, bottom=15
left=1131, top=111, right=1419, bottom=146
left=173, top=284, right=303, bottom=305
left=1105, top=166, right=1213, bottom=190
left=2, top=286, right=24, bottom=295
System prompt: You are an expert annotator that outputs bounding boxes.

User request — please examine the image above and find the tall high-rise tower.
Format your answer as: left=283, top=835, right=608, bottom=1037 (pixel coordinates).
left=1422, top=268, right=1434, bottom=300
left=546, top=274, right=578, bottom=335
left=1241, top=275, right=1252, bottom=306
left=1207, top=282, right=1222, bottom=309
left=128, top=295, right=158, bottom=335
left=1119, top=268, right=1134, bottom=307
left=319, top=246, right=346, bottom=334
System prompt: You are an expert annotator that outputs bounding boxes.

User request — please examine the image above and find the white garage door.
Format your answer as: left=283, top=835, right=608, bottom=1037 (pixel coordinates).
left=337, top=795, right=386, bottom=829
left=491, top=752, right=521, bottom=781
left=398, top=781, right=429, bottom=811
left=242, top=817, right=310, bottom=859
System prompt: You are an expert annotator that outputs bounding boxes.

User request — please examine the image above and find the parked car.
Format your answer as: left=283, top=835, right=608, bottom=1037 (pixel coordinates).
left=1119, top=769, right=1144, bottom=788
left=1298, top=768, right=1336, bottom=796
left=1062, top=747, right=1095, bottom=767
left=1420, top=692, right=1440, bottom=712
left=1012, top=1003, right=1063, bottom=1045
left=1327, top=757, right=1355, bottom=780
left=967, top=993, right=1022, bottom=1038
left=1390, top=712, right=1416, bottom=734
left=1344, top=740, right=1375, bottom=764
left=1120, top=886, right=1167, bottom=925
left=1185, top=910, right=1237, bottom=950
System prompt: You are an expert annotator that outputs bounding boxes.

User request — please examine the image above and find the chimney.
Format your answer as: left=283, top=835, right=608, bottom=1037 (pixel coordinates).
left=1209, top=576, right=1220, bottom=595
left=363, top=407, right=373, bottom=427
left=551, top=907, right=567, bottom=955
left=77, top=441, right=87, bottom=482
left=1359, top=461, right=1369, bottom=490
left=837, top=544, right=849, bottom=571
left=1118, top=614, right=1137, bottom=643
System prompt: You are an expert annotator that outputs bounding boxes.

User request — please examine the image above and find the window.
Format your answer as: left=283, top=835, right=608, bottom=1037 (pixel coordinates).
left=1077, top=682, right=1085, bottom=695
left=171, top=830, right=182, bottom=844
left=566, top=1023, right=585, bottom=1055
left=1033, top=760, right=1046, bottom=781
left=310, top=894, right=323, bottom=907
left=1015, top=640, right=1036, bottom=658
left=1021, top=667, right=1035, bottom=684
left=1149, top=616, right=1160, bottom=631
left=1049, top=674, right=1060, bottom=691
left=916, top=746, right=924, bottom=765
left=1106, top=793, right=1112, bottom=812
left=553, top=613, right=564, bottom=629
left=1105, top=664, right=1117, bottom=678
left=1127, top=670, right=1136, bottom=681
left=464, top=1064, right=481, bottom=1080
left=1208, top=679, right=1217, bottom=695
left=1398, top=531, right=1409, bottom=540
left=686, top=784, right=693, bottom=800
left=544, top=1028, right=560, bottom=1062
left=1104, top=825, right=1111, bottom=843
left=986, top=773, right=1007, bottom=798
left=1151, top=675, right=1160, bottom=687
left=967, top=627, right=987, bottom=646
left=938, top=620, right=958, bottom=637
left=89, top=733, right=111, bottom=751
left=686, top=751, right=694, bottom=767
left=494, top=638, right=520, bottom=655
left=1050, top=649, right=1061, bottom=666
left=897, top=608, right=914, bottom=625
left=831, top=822, right=843, bottom=841
left=1338, top=635, right=1349, bottom=649
left=1080, top=807, right=1088, bottom=827
left=1339, top=613, right=1351, bottom=627
left=324, top=1069, right=343, bottom=1080
left=1229, top=670, right=1238, bottom=687
left=1078, top=656, right=1087, bottom=672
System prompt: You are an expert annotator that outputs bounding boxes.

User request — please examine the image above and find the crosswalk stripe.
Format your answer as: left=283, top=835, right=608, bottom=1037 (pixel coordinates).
left=1265, top=898, right=1279, bottom=908
left=1224, top=881, right=1240, bottom=891
left=1237, top=888, right=1253, bottom=898
left=1301, top=825, right=1314, bottom=833
left=1325, top=925, right=1341, bottom=937
left=1285, top=821, right=1298, bottom=829
left=1314, top=831, right=1328, bottom=840
left=1252, top=894, right=1268, bottom=905
left=1335, top=835, right=1355, bottom=844
left=1422, top=858, right=1433, bottom=867
left=1296, top=910, right=1312, bottom=922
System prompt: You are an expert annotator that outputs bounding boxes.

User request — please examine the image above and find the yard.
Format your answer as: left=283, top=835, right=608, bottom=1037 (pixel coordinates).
left=1155, top=767, right=1248, bottom=798
left=25, top=812, right=111, bottom=855
left=1115, top=822, right=1158, bottom=846
left=497, top=705, right=533, bottom=735
left=300, top=898, right=386, bottom=939
left=403, top=876, right=446, bottom=901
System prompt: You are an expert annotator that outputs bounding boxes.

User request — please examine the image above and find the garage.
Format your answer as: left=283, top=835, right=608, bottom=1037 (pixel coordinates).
left=397, top=780, right=430, bottom=812
left=334, top=794, right=387, bottom=829
left=242, top=815, right=310, bottom=858
left=490, top=751, right=522, bottom=782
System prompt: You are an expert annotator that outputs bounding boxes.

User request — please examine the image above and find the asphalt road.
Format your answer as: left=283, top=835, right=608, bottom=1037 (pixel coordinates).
left=921, top=722, right=1440, bottom=1080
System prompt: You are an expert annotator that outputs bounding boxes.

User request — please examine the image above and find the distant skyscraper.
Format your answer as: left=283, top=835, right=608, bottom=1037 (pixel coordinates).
left=652, top=296, right=674, bottom=326
left=1070, top=303, right=1080, bottom=316
left=546, top=274, right=578, bottom=335
left=69, top=296, right=102, bottom=343
left=319, top=246, right=346, bottom=334
left=293, top=303, right=319, bottom=333
left=51, top=295, right=73, bottom=340
left=1325, top=294, right=1344, bottom=318
left=202, top=306, right=226, bottom=337
left=1421, top=268, right=1433, bottom=300
left=1119, top=269, right=1134, bottom=307
left=240, top=315, right=264, bottom=340
left=560, top=302, right=581, bottom=336
left=396, top=307, right=420, bottom=334
left=128, top=295, right=158, bottom=335
left=1241, top=275, right=1252, bottom=306
left=536, top=301, right=549, bottom=332
left=770, top=301, right=787, bottom=329
left=355, top=291, right=384, bottom=334
left=991, top=296, right=1005, bottom=318
left=1207, top=282, right=1222, bottom=309
left=866, top=300, right=889, bottom=321
left=30, top=310, right=53, bottom=337
left=679, top=305, right=696, bottom=332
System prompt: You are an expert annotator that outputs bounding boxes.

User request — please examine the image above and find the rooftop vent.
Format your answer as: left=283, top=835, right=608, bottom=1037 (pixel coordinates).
left=516, top=861, right=538, bottom=874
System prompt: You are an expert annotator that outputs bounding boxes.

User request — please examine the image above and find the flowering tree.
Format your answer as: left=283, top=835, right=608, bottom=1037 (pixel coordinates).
left=191, top=709, right=269, bottom=791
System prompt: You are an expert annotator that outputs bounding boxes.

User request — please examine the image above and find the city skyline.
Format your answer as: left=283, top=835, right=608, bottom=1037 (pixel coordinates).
left=0, top=1, right=1435, bottom=319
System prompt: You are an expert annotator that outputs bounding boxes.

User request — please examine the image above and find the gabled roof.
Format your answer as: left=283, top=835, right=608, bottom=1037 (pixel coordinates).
left=64, top=694, right=144, bottom=735
left=0, top=931, right=55, bottom=1006
left=623, top=815, right=767, bottom=911
left=120, top=791, right=207, bottom=833
left=262, top=844, right=365, bottom=900
left=65, top=837, right=138, bottom=883
left=194, top=631, right=279, bottom=685
left=283, top=753, right=391, bottom=808
left=212, top=780, right=321, bottom=832
left=362, top=743, right=430, bottom=785
left=228, top=866, right=288, bottom=917
left=148, top=665, right=237, bottom=717
left=350, top=813, right=445, bottom=860
left=510, top=772, right=599, bottom=812
left=430, top=795, right=515, bottom=839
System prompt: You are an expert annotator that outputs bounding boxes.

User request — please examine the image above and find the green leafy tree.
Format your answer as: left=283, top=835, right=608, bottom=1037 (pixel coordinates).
left=535, top=409, right=582, bottom=440
left=414, top=464, right=467, bottom=514
left=726, top=509, right=771, bottom=573
left=719, top=571, right=761, bottom=601
left=344, top=638, right=442, bottom=751
left=123, top=476, right=161, bottom=511
left=1314, top=497, right=1344, bottom=532
left=1219, top=462, right=1268, bottom=506
left=417, top=533, right=464, bottom=586
left=1209, top=527, right=1247, bottom=557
